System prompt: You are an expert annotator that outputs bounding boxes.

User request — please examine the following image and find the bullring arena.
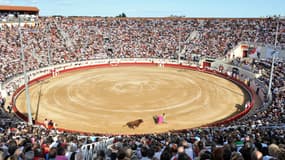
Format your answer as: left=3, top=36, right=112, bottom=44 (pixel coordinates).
left=15, top=62, right=251, bottom=135
left=1, top=5, right=285, bottom=160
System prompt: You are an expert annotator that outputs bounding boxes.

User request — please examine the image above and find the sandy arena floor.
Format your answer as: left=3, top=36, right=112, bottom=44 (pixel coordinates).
left=16, top=66, right=247, bottom=134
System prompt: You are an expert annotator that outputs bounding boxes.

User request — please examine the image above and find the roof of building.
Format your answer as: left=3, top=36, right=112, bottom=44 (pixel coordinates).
left=0, top=5, right=39, bottom=12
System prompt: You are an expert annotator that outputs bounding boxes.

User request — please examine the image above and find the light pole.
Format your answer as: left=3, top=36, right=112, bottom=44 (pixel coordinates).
left=178, top=22, right=182, bottom=64
left=267, top=16, right=280, bottom=100
left=18, top=16, right=33, bottom=125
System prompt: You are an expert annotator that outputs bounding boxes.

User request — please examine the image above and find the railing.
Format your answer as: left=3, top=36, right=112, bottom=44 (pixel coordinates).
left=81, top=137, right=115, bottom=160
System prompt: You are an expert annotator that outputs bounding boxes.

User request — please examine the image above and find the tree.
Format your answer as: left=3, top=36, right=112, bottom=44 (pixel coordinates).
left=116, top=12, right=127, bottom=18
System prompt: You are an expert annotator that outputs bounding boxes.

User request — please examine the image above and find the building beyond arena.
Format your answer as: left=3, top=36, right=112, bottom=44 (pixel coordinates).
left=0, top=5, right=285, bottom=160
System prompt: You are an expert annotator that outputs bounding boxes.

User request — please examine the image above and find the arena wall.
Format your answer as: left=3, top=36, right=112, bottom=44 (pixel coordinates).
left=211, top=60, right=267, bottom=102
left=7, top=58, right=256, bottom=135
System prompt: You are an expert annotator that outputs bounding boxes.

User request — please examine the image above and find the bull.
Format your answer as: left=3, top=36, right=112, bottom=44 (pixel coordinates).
left=123, top=119, right=144, bottom=129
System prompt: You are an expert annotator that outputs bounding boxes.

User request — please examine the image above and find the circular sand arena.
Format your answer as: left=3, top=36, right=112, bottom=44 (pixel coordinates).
left=16, top=66, right=247, bottom=134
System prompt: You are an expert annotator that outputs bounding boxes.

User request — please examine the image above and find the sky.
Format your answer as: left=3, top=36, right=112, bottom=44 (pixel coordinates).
left=0, top=0, right=284, bottom=17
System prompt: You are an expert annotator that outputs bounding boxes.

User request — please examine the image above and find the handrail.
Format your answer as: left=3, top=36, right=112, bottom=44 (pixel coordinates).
left=81, top=137, right=115, bottom=160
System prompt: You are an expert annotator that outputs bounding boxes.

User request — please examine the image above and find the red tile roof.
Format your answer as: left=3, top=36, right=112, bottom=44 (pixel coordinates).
left=0, top=5, right=39, bottom=12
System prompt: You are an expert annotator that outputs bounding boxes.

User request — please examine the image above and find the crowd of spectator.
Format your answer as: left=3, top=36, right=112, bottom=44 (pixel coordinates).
left=0, top=16, right=285, bottom=159
left=229, top=56, right=285, bottom=127
left=0, top=119, right=285, bottom=160
left=1, top=16, right=284, bottom=82
left=0, top=14, right=37, bottom=24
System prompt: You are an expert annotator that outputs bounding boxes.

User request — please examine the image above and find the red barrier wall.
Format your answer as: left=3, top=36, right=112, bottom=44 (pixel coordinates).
left=11, top=62, right=255, bottom=135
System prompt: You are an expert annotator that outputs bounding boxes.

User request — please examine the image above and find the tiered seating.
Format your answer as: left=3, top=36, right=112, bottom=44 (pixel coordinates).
left=0, top=16, right=284, bottom=160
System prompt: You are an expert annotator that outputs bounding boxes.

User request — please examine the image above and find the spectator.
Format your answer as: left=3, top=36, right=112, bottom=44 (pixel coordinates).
left=55, top=146, right=68, bottom=160
left=0, top=16, right=284, bottom=160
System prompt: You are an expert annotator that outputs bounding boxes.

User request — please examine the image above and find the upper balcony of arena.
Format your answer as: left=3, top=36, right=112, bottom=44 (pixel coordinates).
left=0, top=5, right=39, bottom=27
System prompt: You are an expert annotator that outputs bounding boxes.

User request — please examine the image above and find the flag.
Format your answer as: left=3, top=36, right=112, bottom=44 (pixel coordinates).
left=249, top=47, right=257, bottom=54
left=248, top=46, right=261, bottom=58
